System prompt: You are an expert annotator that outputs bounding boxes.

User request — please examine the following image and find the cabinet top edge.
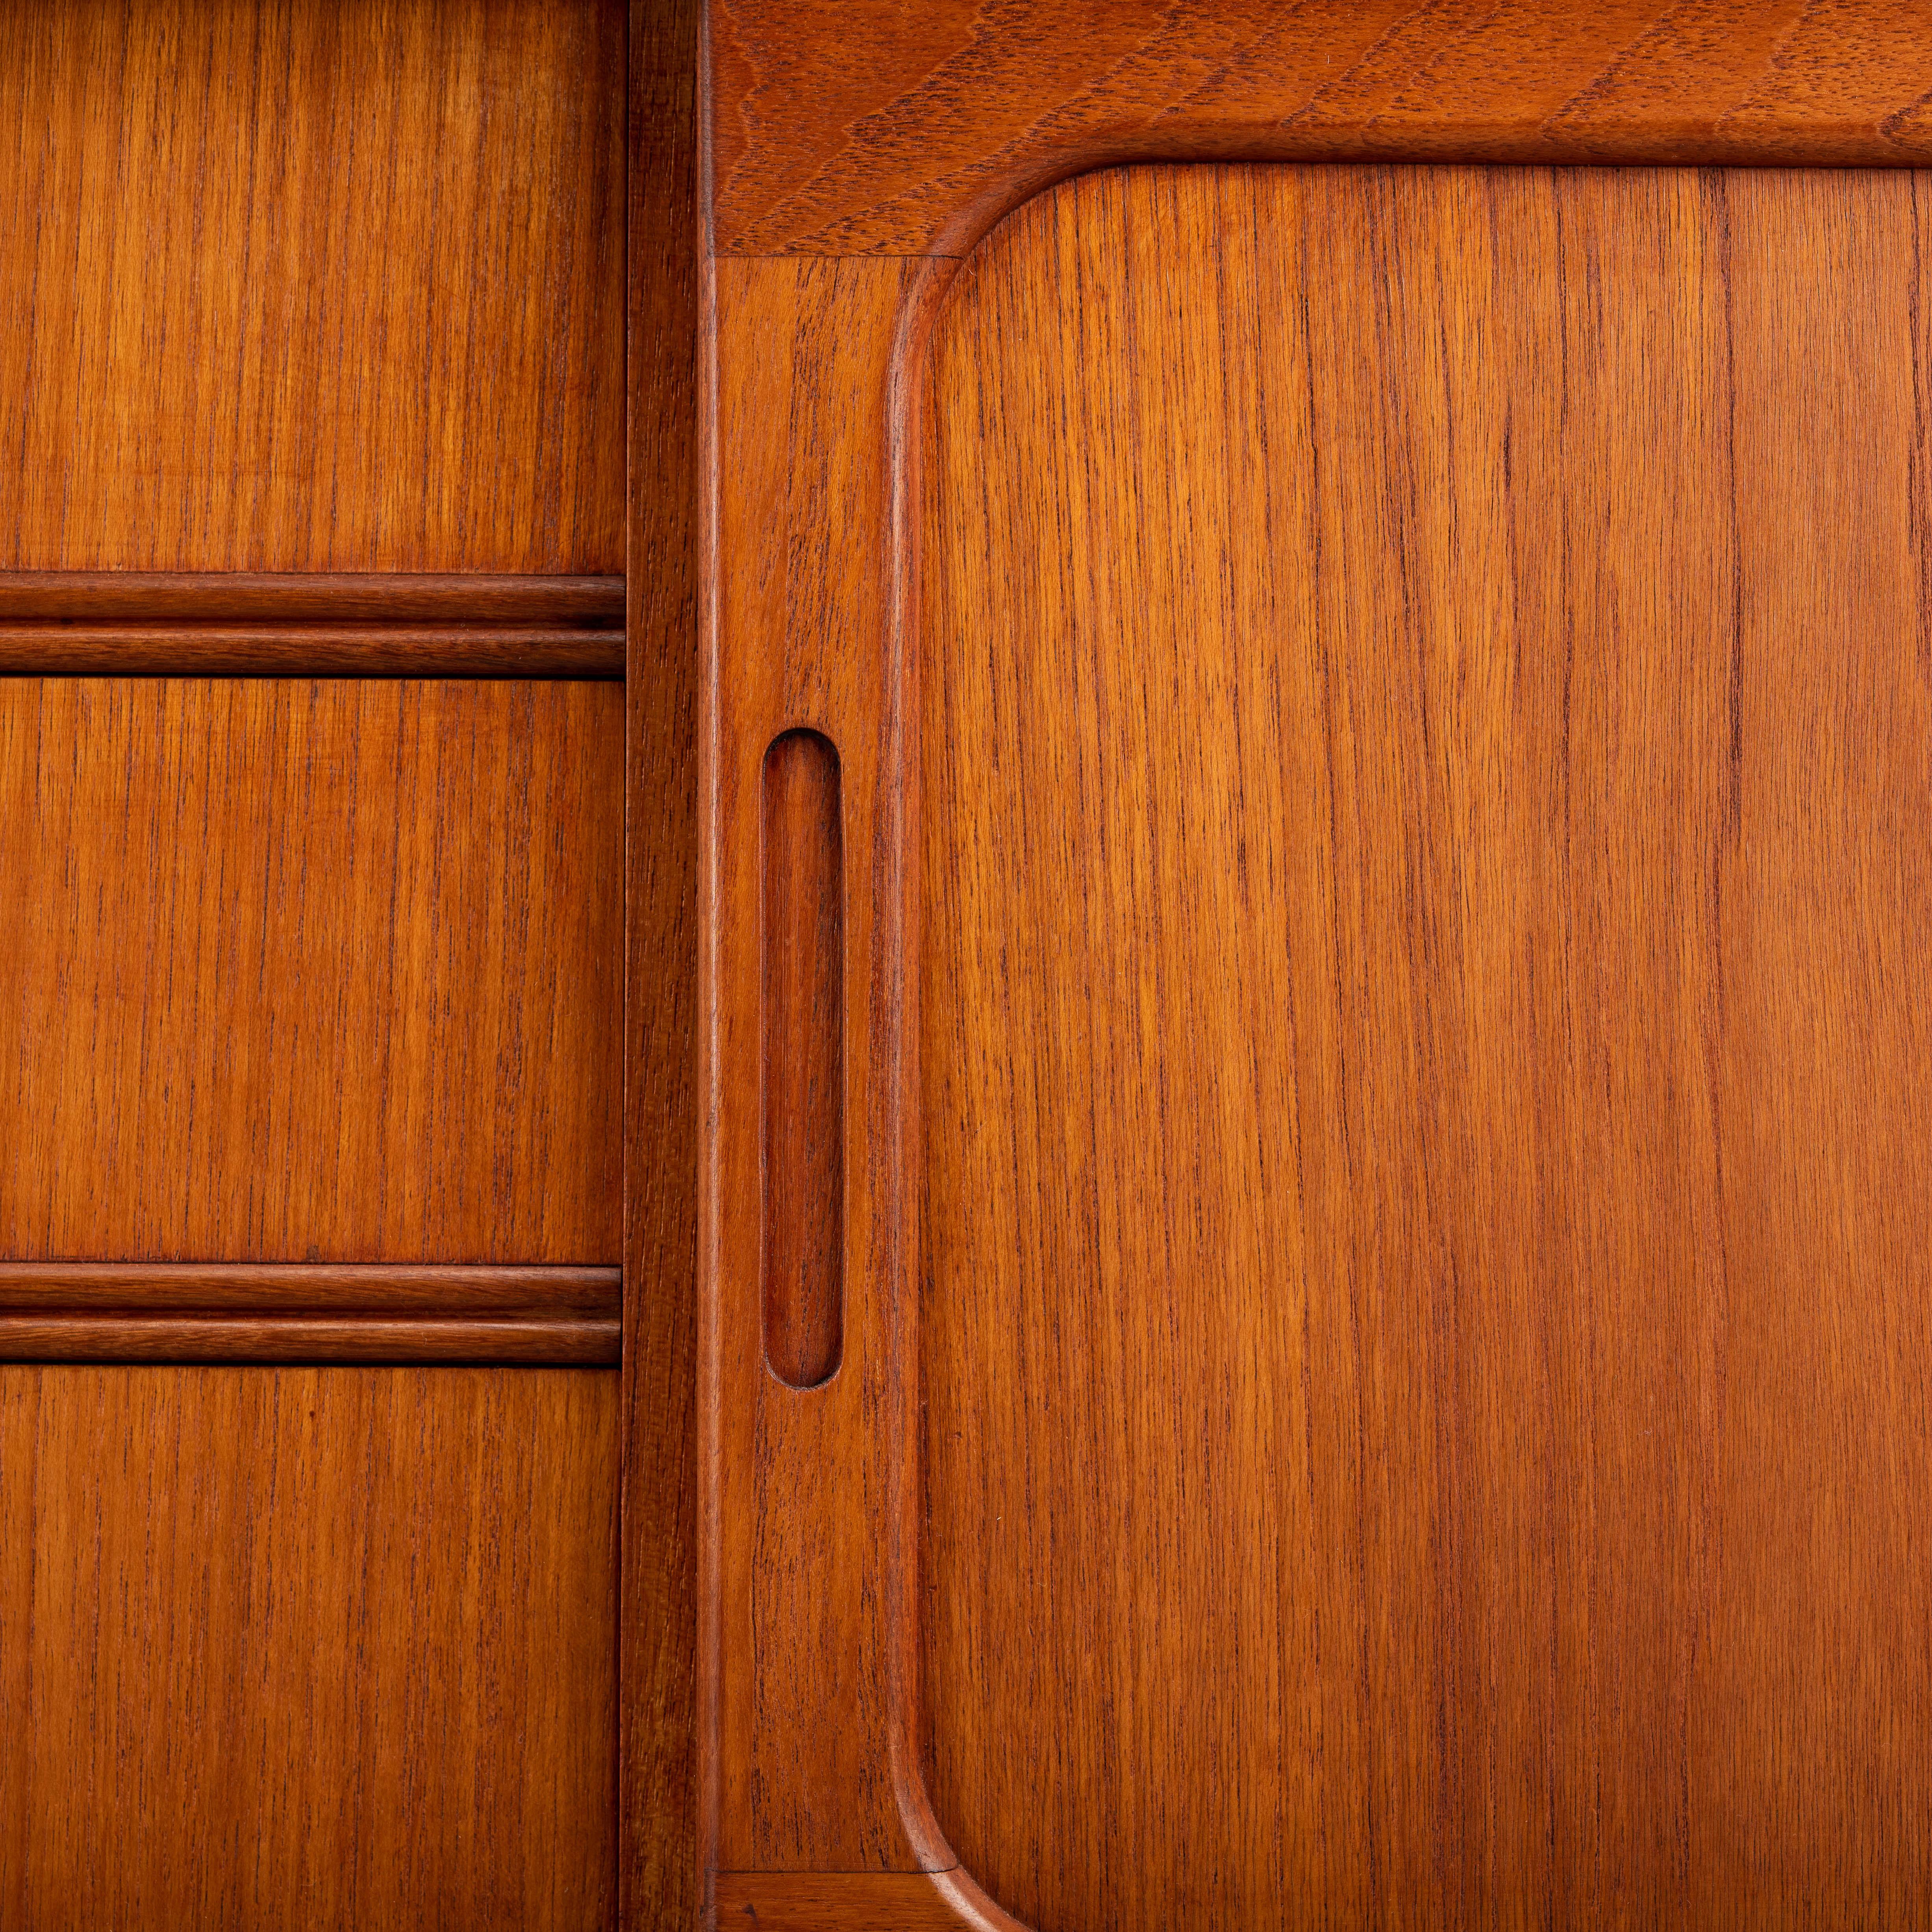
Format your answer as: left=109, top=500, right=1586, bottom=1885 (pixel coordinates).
left=707, top=0, right=1932, bottom=257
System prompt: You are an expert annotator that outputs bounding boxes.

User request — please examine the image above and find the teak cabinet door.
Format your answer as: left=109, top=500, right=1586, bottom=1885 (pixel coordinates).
left=701, top=5, right=1932, bottom=1928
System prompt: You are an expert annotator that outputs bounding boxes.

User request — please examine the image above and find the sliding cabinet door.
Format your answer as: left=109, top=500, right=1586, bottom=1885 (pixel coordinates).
left=699, top=5, right=1932, bottom=1926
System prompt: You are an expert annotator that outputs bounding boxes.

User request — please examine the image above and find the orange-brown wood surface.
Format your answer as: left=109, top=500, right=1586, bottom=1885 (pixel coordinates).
left=0, top=1366, right=618, bottom=1929
left=0, top=1261, right=623, bottom=1365
left=0, top=1313, right=620, bottom=1364
left=710, top=0, right=1932, bottom=254
left=701, top=10, right=1932, bottom=1921
left=714, top=1871, right=996, bottom=1928
left=0, top=1, right=637, bottom=1919
left=0, top=0, right=624, bottom=572
left=622, top=0, right=704, bottom=1919
left=0, top=680, right=621, bottom=1262
left=0, top=575, right=627, bottom=625
left=917, top=162, right=1932, bottom=1929
left=0, top=1262, right=622, bottom=1312
left=709, top=253, right=934, bottom=1876
left=0, top=628, right=628, bottom=678
left=0, top=576, right=627, bottom=677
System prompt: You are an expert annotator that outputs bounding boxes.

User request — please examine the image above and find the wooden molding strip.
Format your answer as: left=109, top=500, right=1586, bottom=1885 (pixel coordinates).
left=0, top=1261, right=621, bottom=1310
left=0, top=1263, right=622, bottom=1363
left=0, top=572, right=626, bottom=676
left=0, top=571, right=625, bottom=623
left=0, top=626, right=625, bottom=677
left=0, top=1315, right=621, bottom=1365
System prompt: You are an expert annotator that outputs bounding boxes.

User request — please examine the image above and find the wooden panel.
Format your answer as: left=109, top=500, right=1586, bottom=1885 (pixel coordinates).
left=0, top=0, right=624, bottom=572
left=920, top=165, right=1932, bottom=1927
left=0, top=680, right=621, bottom=1261
left=0, top=1366, right=617, bottom=1928
left=621, top=0, right=704, bottom=1915
left=710, top=0, right=1932, bottom=254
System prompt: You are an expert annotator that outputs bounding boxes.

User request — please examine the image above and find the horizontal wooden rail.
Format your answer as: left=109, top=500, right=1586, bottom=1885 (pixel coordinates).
left=0, top=626, right=625, bottom=676
left=0, top=1263, right=622, bottom=1364
left=0, top=572, right=626, bottom=677
left=0, top=572, right=626, bottom=623
left=0, top=1316, right=621, bottom=1364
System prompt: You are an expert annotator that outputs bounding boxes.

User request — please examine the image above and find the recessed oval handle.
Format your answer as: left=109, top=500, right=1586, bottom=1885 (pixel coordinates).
left=761, top=728, right=844, bottom=1389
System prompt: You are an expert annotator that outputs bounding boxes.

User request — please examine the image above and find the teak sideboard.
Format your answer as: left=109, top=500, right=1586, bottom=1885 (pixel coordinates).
left=5, top=3, right=1932, bottom=1927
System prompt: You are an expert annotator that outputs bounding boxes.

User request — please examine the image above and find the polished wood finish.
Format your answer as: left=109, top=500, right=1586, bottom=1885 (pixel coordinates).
left=710, top=0, right=1932, bottom=255
left=0, top=1263, right=622, bottom=1363
left=917, top=159, right=1932, bottom=1927
left=0, top=679, right=621, bottom=1262
left=0, top=1, right=633, bottom=1917
left=761, top=729, right=846, bottom=1390
left=0, top=572, right=627, bottom=676
left=709, top=252, right=936, bottom=1878
left=0, top=1367, right=618, bottom=1928
left=699, top=5, right=1932, bottom=1924
left=0, top=0, right=624, bottom=572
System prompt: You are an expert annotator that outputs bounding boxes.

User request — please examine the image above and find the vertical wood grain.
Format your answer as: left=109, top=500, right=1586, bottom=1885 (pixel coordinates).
left=0, top=0, right=624, bottom=571
left=712, top=255, right=931, bottom=1872
left=762, top=729, right=846, bottom=1389
left=0, top=1366, right=618, bottom=1929
left=920, top=164, right=1932, bottom=1929
left=0, top=680, right=622, bottom=1261
left=622, top=0, right=704, bottom=1917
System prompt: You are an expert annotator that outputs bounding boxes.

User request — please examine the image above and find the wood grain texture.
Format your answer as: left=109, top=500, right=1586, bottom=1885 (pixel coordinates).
left=622, top=0, right=705, bottom=1918
left=714, top=1870, right=997, bottom=1928
left=710, top=255, right=935, bottom=1874
left=711, top=0, right=1932, bottom=254
left=0, top=0, right=624, bottom=571
left=0, top=680, right=621, bottom=1261
left=0, top=1366, right=618, bottom=1929
left=918, top=163, right=1932, bottom=1929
